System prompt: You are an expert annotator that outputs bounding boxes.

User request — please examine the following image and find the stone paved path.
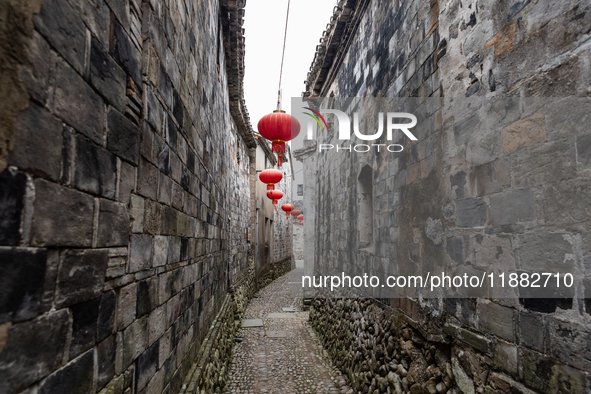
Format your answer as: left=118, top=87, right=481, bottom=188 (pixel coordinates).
left=224, top=268, right=352, bottom=394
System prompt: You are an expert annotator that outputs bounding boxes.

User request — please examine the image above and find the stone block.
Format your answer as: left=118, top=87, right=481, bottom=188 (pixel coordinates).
left=89, top=37, right=126, bottom=112
left=118, top=160, right=136, bottom=204
left=0, top=310, right=70, bottom=393
left=137, top=158, right=159, bottom=200
left=520, top=312, right=545, bottom=352
left=38, top=349, right=94, bottom=394
left=19, top=31, right=56, bottom=106
left=74, top=135, right=118, bottom=199
left=97, top=335, right=117, bottom=391
left=144, top=199, right=162, bottom=235
left=130, top=194, right=145, bottom=233
left=98, top=199, right=130, bottom=247
left=70, top=297, right=101, bottom=359
left=478, top=300, right=516, bottom=342
left=490, top=189, right=535, bottom=226
left=97, top=290, right=117, bottom=342
left=493, top=341, right=518, bottom=376
left=31, top=179, right=94, bottom=247
left=135, top=341, right=159, bottom=392
left=144, top=88, right=163, bottom=133
left=123, top=316, right=148, bottom=369
left=517, top=232, right=574, bottom=271
left=56, top=249, right=108, bottom=308
left=137, top=277, right=158, bottom=318
left=471, top=158, right=510, bottom=197
left=453, top=113, right=479, bottom=146
left=129, top=234, right=153, bottom=272
left=456, top=198, right=487, bottom=227
left=118, top=283, right=137, bottom=330
left=107, top=107, right=140, bottom=165
left=111, top=18, right=142, bottom=86
left=472, top=234, right=515, bottom=272
left=502, top=112, right=546, bottom=154
left=0, top=169, right=27, bottom=246
left=578, top=134, right=591, bottom=168
left=53, top=58, right=104, bottom=143
left=33, top=0, right=86, bottom=74
left=10, top=103, right=63, bottom=180
left=148, top=304, right=166, bottom=346
left=153, top=235, right=169, bottom=267
left=0, top=247, right=47, bottom=324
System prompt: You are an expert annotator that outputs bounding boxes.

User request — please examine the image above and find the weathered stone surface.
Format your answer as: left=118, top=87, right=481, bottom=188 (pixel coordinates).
left=33, top=0, right=86, bottom=74
left=478, top=301, right=516, bottom=342
left=97, top=290, right=117, bottom=342
left=69, top=297, right=101, bottom=359
left=74, top=135, right=117, bottom=199
left=137, top=158, right=159, bottom=200
left=135, top=340, right=159, bottom=391
left=118, top=160, right=136, bottom=204
left=0, top=310, right=70, bottom=393
left=123, top=316, right=148, bottom=369
left=578, top=134, right=591, bottom=168
left=53, top=58, right=104, bottom=143
left=31, top=179, right=94, bottom=247
left=0, top=169, right=27, bottom=246
left=129, top=234, right=153, bottom=272
left=97, top=335, right=117, bottom=391
left=0, top=247, right=47, bottom=323
left=55, top=249, right=108, bottom=308
left=89, top=37, right=126, bottom=112
left=38, top=349, right=94, bottom=394
left=107, top=107, right=140, bottom=165
left=111, top=18, right=141, bottom=86
left=456, top=198, right=487, bottom=227
left=490, top=189, right=535, bottom=226
left=517, top=232, right=574, bottom=271
left=520, top=312, right=545, bottom=352
left=9, top=103, right=63, bottom=180
left=470, top=158, right=510, bottom=197
left=502, top=112, right=546, bottom=154
left=118, top=283, right=137, bottom=330
left=136, top=277, right=158, bottom=318
left=98, top=199, right=130, bottom=247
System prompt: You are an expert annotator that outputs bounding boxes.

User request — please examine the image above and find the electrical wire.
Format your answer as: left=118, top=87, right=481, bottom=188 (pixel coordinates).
left=276, top=0, right=291, bottom=111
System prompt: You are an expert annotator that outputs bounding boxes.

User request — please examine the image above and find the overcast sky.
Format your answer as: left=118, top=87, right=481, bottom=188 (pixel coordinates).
left=243, top=0, right=336, bottom=132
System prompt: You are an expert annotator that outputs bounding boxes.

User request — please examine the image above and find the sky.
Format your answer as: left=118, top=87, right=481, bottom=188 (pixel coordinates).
left=243, top=0, right=336, bottom=122
left=243, top=0, right=336, bottom=199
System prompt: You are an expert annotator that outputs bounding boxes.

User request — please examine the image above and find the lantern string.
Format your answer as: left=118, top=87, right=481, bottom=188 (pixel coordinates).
left=277, top=0, right=291, bottom=111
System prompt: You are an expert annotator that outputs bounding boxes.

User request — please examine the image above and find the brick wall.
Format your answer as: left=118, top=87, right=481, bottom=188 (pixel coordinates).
left=301, top=0, right=591, bottom=392
left=0, top=1, right=256, bottom=393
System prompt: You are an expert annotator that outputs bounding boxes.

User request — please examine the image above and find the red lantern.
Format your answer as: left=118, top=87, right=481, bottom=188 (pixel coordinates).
left=257, top=110, right=301, bottom=167
left=267, top=190, right=283, bottom=209
left=259, top=168, right=283, bottom=191
left=281, top=203, right=293, bottom=219
left=297, top=215, right=304, bottom=221
left=290, top=210, right=301, bottom=220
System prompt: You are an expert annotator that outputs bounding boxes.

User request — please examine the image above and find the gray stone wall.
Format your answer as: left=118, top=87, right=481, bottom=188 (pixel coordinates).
left=302, top=0, right=591, bottom=392
left=273, top=151, right=294, bottom=263
left=0, top=1, right=256, bottom=394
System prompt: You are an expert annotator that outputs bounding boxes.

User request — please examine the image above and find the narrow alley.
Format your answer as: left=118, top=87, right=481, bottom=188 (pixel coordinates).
left=225, top=266, right=351, bottom=394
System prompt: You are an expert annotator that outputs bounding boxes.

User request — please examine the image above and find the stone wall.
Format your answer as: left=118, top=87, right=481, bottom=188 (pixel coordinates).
left=302, top=0, right=591, bottom=392
left=0, top=1, right=257, bottom=393
left=273, top=151, right=294, bottom=263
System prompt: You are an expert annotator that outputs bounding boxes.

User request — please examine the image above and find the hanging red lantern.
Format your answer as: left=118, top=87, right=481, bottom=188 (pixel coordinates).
left=297, top=214, right=304, bottom=221
left=290, top=210, right=301, bottom=220
left=267, top=190, right=283, bottom=209
left=259, top=168, right=283, bottom=191
left=257, top=110, right=301, bottom=167
left=281, top=203, right=293, bottom=219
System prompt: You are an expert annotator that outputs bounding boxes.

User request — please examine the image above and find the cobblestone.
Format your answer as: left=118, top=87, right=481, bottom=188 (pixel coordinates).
left=225, top=268, right=351, bottom=394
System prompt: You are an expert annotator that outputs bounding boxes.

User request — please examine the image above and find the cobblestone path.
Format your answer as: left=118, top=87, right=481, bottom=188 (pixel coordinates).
left=224, top=267, right=352, bottom=394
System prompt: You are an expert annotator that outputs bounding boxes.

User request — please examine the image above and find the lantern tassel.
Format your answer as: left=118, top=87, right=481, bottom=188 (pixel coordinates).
left=267, top=184, right=274, bottom=191
left=277, top=154, right=283, bottom=167
left=272, top=140, right=286, bottom=154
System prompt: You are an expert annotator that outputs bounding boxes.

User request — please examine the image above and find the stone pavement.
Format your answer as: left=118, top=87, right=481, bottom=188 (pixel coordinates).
left=224, top=268, right=352, bottom=394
